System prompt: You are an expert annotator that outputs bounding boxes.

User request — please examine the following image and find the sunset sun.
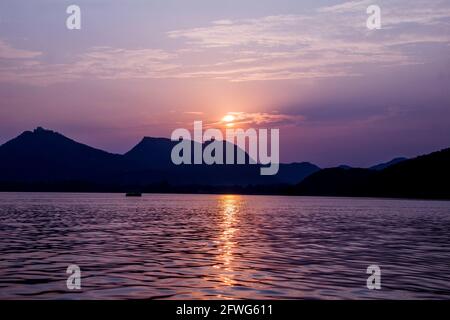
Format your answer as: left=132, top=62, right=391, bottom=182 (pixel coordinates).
left=222, top=114, right=236, bottom=127
left=222, top=114, right=235, bottom=123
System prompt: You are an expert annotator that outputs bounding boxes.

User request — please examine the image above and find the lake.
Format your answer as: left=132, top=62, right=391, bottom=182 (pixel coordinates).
left=0, top=193, right=449, bottom=299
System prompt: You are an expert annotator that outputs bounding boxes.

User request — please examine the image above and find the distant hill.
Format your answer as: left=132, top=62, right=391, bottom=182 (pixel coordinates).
left=295, top=148, right=450, bottom=199
left=0, top=127, right=319, bottom=192
left=331, top=157, right=407, bottom=171
left=370, top=157, right=407, bottom=171
left=271, top=162, right=320, bottom=184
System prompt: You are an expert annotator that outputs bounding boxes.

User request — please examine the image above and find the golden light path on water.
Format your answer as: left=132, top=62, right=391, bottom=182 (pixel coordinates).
left=214, top=195, right=240, bottom=297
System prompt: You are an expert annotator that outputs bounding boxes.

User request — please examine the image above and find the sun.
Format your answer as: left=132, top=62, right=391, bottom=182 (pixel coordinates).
left=222, top=114, right=235, bottom=123
left=222, top=114, right=236, bottom=127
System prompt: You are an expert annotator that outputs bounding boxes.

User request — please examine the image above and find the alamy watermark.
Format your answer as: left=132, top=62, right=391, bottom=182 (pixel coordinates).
left=366, top=264, right=382, bottom=290
left=66, top=5, right=81, bottom=30
left=66, top=264, right=81, bottom=290
left=65, top=4, right=381, bottom=31
left=367, top=5, right=382, bottom=30
left=171, top=121, right=280, bottom=175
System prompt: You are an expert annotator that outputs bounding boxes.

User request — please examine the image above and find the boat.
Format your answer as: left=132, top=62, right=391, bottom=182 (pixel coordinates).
left=126, top=192, right=142, bottom=197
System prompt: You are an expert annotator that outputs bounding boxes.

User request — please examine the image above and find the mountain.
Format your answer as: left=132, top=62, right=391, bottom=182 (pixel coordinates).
left=370, top=148, right=450, bottom=198
left=0, top=127, right=126, bottom=184
left=124, top=137, right=177, bottom=168
left=295, top=148, right=450, bottom=199
left=331, top=158, right=407, bottom=171
left=271, top=162, right=320, bottom=184
left=294, top=168, right=375, bottom=196
left=124, top=137, right=320, bottom=184
left=123, top=137, right=319, bottom=186
left=122, top=137, right=264, bottom=186
left=370, top=157, right=407, bottom=171
left=0, top=128, right=319, bottom=191
left=1, top=127, right=447, bottom=198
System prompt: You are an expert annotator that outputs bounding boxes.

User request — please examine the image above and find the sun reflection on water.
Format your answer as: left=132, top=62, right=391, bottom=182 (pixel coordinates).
left=214, top=195, right=241, bottom=291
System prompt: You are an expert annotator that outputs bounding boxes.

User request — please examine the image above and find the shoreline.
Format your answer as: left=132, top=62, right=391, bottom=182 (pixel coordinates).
left=0, top=190, right=449, bottom=202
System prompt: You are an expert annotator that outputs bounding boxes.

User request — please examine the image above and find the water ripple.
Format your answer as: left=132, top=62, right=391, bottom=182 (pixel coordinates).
left=0, top=193, right=450, bottom=299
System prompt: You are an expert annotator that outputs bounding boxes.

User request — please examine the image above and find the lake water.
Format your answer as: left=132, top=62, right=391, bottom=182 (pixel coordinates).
left=0, top=193, right=449, bottom=300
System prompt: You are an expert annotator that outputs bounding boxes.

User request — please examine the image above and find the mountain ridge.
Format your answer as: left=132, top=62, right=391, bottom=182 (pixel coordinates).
left=295, top=148, right=450, bottom=199
left=1, top=127, right=448, bottom=199
left=0, top=127, right=320, bottom=190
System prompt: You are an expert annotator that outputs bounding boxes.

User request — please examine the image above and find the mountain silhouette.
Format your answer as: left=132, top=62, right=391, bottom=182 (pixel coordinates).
left=295, top=148, right=450, bottom=199
left=270, top=162, right=320, bottom=184
left=124, top=137, right=177, bottom=169
left=124, top=136, right=320, bottom=185
left=0, top=127, right=126, bottom=184
left=370, top=157, right=407, bottom=171
left=4, top=127, right=445, bottom=198
left=0, top=127, right=320, bottom=192
left=332, top=157, right=407, bottom=172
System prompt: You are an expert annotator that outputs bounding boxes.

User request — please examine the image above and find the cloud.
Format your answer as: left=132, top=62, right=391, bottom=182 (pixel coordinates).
left=0, top=40, right=42, bottom=59
left=0, top=45, right=180, bottom=85
left=167, top=0, right=450, bottom=81
left=212, top=19, right=234, bottom=25
left=70, top=47, right=179, bottom=80
left=215, top=112, right=304, bottom=127
left=1, top=0, right=449, bottom=85
left=168, top=1, right=450, bottom=49
left=320, top=0, right=450, bottom=27
left=184, top=111, right=204, bottom=115
left=168, top=15, right=309, bottom=48
left=318, top=0, right=373, bottom=13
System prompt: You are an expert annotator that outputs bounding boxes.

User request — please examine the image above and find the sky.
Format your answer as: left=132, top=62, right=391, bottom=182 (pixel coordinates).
left=0, top=0, right=449, bottom=167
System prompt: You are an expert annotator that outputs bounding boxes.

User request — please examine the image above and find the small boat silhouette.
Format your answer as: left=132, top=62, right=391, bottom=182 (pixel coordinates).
left=126, top=192, right=142, bottom=197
